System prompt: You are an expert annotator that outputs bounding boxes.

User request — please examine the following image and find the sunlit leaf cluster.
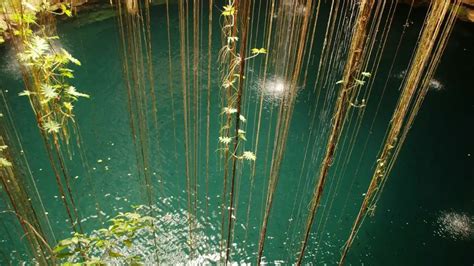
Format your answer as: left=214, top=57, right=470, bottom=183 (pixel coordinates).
left=53, top=207, right=156, bottom=265
left=3, top=1, right=89, bottom=138
left=218, top=2, right=266, bottom=163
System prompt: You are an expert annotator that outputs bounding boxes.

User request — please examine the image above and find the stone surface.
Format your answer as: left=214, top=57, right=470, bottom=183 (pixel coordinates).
left=398, top=0, right=474, bottom=22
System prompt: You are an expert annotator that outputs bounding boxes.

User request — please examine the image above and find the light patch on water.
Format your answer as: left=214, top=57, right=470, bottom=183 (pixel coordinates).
left=395, top=70, right=445, bottom=91
left=435, top=211, right=473, bottom=240
left=262, top=77, right=288, bottom=100
left=428, top=79, right=444, bottom=91
left=256, top=76, right=299, bottom=104
left=1, top=45, right=22, bottom=81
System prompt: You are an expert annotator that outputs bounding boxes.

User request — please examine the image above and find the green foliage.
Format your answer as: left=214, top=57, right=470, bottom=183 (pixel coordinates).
left=241, top=151, right=256, bottom=161
left=53, top=208, right=156, bottom=265
left=222, top=5, right=235, bottom=16
left=0, top=157, right=12, bottom=168
left=0, top=145, right=11, bottom=168
left=251, top=48, right=267, bottom=55
left=361, top=71, right=372, bottom=78
left=340, top=71, right=372, bottom=108
left=3, top=1, right=88, bottom=138
left=218, top=2, right=266, bottom=162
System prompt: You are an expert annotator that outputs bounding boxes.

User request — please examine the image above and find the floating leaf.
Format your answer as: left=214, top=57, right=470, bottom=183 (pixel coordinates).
left=336, top=80, right=344, bottom=84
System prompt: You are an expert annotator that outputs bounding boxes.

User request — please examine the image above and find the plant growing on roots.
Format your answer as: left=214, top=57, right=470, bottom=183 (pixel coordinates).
left=2, top=0, right=89, bottom=142
left=53, top=206, right=157, bottom=265
left=218, top=0, right=267, bottom=162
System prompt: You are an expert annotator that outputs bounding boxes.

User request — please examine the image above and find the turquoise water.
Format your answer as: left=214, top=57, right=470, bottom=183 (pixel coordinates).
left=0, top=3, right=473, bottom=265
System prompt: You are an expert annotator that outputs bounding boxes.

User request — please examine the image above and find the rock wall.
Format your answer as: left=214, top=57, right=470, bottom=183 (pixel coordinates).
left=1, top=0, right=473, bottom=42
left=399, top=0, right=474, bottom=22
left=459, top=0, right=474, bottom=22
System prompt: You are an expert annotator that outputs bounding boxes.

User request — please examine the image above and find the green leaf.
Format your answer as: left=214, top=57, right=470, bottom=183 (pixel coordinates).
left=219, top=136, right=232, bottom=145
left=62, top=262, right=82, bottom=266
left=108, top=250, right=124, bottom=258
left=71, top=236, right=79, bottom=244
left=43, top=119, right=61, bottom=134
left=251, top=48, right=267, bottom=55
left=67, top=86, right=90, bottom=99
left=53, top=244, right=68, bottom=254
left=55, top=252, right=74, bottom=259
left=29, top=36, right=49, bottom=60
left=58, top=238, right=74, bottom=246
left=238, top=134, right=247, bottom=141
left=60, top=4, right=72, bottom=17
left=0, top=158, right=12, bottom=168
left=95, top=240, right=103, bottom=248
left=242, top=151, right=256, bottom=161
left=41, top=83, right=58, bottom=100
left=227, top=36, right=238, bottom=43
left=22, top=13, right=37, bottom=24
left=222, top=107, right=237, bottom=114
left=361, top=72, right=372, bottom=78
left=61, top=49, right=81, bottom=66
left=222, top=5, right=235, bottom=16
left=124, top=239, right=133, bottom=248
left=19, top=90, right=34, bottom=97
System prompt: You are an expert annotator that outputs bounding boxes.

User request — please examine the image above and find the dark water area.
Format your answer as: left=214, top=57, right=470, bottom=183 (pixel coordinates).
left=0, top=2, right=473, bottom=265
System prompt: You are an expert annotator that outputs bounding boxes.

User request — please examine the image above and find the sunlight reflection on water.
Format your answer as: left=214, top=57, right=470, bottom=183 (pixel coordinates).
left=435, top=211, right=473, bottom=241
